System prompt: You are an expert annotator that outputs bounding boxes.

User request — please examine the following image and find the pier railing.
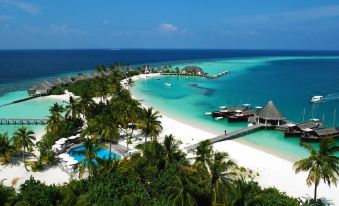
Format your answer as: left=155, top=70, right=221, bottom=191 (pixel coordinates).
left=0, top=118, right=48, bottom=125
left=185, top=124, right=265, bottom=151
left=160, top=70, right=228, bottom=79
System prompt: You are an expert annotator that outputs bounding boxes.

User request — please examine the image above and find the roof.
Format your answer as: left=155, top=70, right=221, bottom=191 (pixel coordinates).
left=297, top=121, right=320, bottom=130
left=43, top=80, right=54, bottom=87
left=51, top=78, right=64, bottom=86
left=63, top=77, right=73, bottom=83
left=314, top=128, right=339, bottom=136
left=256, top=101, right=284, bottom=120
left=182, top=66, right=203, bottom=73
left=36, top=83, right=51, bottom=91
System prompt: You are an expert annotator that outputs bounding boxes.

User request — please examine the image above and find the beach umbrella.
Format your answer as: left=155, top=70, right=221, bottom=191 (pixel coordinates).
left=67, top=135, right=78, bottom=140
left=59, top=137, right=68, bottom=142
left=58, top=153, right=68, bottom=158
left=286, top=123, right=296, bottom=127
left=66, top=159, right=78, bottom=165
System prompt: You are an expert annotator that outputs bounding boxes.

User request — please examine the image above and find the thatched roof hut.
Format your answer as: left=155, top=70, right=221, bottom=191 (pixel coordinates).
left=51, top=78, right=64, bottom=86
left=255, top=101, right=285, bottom=126
left=181, top=66, right=203, bottom=74
left=63, top=77, right=74, bottom=84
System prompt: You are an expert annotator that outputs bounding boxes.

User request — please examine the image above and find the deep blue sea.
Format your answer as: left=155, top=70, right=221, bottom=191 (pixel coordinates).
left=1, top=49, right=339, bottom=159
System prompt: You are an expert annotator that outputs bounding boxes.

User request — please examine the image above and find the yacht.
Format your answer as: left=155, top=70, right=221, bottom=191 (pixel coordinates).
left=311, top=96, right=324, bottom=103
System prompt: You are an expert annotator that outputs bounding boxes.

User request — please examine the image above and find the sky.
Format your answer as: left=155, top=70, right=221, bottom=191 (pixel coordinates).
left=1, top=0, right=339, bottom=50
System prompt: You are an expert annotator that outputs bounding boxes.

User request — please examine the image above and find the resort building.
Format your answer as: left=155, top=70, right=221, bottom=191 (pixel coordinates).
left=255, top=101, right=285, bottom=126
left=63, top=77, right=74, bottom=85
left=35, top=83, right=52, bottom=95
left=301, top=127, right=339, bottom=142
left=181, top=66, right=204, bottom=75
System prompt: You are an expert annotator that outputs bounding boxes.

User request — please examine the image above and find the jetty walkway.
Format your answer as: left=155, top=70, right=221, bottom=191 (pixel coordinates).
left=161, top=70, right=228, bottom=79
left=0, top=118, right=48, bottom=125
left=185, top=124, right=265, bottom=151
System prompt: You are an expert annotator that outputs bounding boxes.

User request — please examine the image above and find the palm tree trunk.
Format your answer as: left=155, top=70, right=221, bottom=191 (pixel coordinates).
left=314, top=182, right=318, bottom=201
left=23, top=146, right=28, bottom=171
left=109, top=141, right=112, bottom=159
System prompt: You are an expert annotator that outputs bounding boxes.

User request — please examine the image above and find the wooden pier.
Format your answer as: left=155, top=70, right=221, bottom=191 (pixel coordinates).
left=185, top=124, right=265, bottom=151
left=161, top=70, right=228, bottom=79
left=0, top=118, right=48, bottom=125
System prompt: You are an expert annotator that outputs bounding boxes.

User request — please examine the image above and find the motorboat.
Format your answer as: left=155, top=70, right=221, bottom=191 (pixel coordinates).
left=164, top=82, right=172, bottom=86
left=204, top=112, right=212, bottom=115
left=311, top=96, right=324, bottom=103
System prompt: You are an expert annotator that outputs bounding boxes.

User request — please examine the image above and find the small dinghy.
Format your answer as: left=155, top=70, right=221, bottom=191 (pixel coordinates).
left=164, top=82, right=172, bottom=86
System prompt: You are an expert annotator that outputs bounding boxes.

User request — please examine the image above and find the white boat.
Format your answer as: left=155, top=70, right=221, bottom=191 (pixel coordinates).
left=219, top=106, right=226, bottom=109
left=311, top=96, right=324, bottom=103
left=164, top=82, right=172, bottom=86
left=215, top=117, right=223, bottom=120
left=204, top=112, right=212, bottom=115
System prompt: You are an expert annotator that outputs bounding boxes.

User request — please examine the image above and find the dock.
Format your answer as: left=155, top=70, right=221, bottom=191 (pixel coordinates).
left=0, top=118, right=48, bottom=125
left=161, top=70, right=228, bottom=79
left=185, top=124, right=265, bottom=151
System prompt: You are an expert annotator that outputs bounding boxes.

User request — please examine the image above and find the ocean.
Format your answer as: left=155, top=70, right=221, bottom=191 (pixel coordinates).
left=1, top=49, right=339, bottom=159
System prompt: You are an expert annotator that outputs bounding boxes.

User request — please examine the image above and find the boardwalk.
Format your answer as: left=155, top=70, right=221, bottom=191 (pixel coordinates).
left=161, top=70, right=228, bottom=79
left=185, top=124, right=265, bottom=151
left=0, top=118, right=48, bottom=125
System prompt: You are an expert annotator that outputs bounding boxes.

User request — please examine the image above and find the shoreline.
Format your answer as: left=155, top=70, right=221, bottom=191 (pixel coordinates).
left=131, top=73, right=339, bottom=204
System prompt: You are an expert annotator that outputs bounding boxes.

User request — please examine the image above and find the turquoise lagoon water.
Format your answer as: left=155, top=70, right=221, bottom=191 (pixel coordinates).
left=133, top=56, right=339, bottom=160
left=0, top=90, right=66, bottom=136
left=69, top=145, right=121, bottom=162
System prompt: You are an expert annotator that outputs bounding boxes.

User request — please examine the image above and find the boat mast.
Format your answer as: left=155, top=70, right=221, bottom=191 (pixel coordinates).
left=302, top=108, right=306, bottom=122
left=322, top=113, right=325, bottom=125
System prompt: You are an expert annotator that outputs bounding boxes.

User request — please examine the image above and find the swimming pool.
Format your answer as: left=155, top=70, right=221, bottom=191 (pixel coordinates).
left=68, top=145, right=121, bottom=162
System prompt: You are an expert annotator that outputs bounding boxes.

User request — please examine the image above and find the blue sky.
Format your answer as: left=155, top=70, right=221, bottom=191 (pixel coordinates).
left=1, top=0, right=339, bottom=50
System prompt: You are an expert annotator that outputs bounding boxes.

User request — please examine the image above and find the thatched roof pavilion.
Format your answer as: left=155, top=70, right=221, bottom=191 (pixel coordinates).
left=63, top=77, right=74, bottom=84
left=51, top=78, right=64, bottom=86
left=255, top=100, right=285, bottom=126
left=181, top=66, right=204, bottom=74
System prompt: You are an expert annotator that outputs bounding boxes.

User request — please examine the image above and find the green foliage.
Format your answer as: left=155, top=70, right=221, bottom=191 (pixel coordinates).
left=67, top=79, right=97, bottom=98
left=50, top=86, right=64, bottom=95
left=85, top=173, right=147, bottom=205
left=0, top=184, right=17, bottom=206
left=0, top=132, right=16, bottom=164
left=30, top=161, right=43, bottom=172
left=257, top=187, right=303, bottom=206
left=18, top=177, right=60, bottom=206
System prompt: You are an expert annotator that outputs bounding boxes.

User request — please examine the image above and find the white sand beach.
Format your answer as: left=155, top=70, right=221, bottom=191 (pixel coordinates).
left=0, top=130, right=71, bottom=189
left=131, top=73, right=339, bottom=205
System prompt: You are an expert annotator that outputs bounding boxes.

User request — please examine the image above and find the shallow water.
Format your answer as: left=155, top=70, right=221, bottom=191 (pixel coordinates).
left=133, top=56, right=339, bottom=160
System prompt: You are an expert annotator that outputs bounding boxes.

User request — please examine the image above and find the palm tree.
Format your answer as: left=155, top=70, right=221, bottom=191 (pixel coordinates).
left=124, top=78, right=135, bottom=91
left=46, top=103, right=65, bottom=134
left=194, top=140, right=213, bottom=170
left=76, top=137, right=102, bottom=177
left=65, top=96, right=81, bottom=120
left=137, top=107, right=162, bottom=143
left=167, top=175, right=198, bottom=206
left=163, top=134, right=184, bottom=168
left=208, top=152, right=237, bottom=205
left=0, top=133, right=16, bottom=164
left=294, top=139, right=339, bottom=201
left=13, top=127, right=36, bottom=171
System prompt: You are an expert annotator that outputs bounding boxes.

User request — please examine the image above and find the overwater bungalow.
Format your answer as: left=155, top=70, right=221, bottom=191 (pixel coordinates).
left=301, top=127, right=339, bottom=142
left=255, top=101, right=285, bottom=126
left=51, top=78, right=64, bottom=86
left=181, top=66, right=204, bottom=75
left=63, top=77, right=74, bottom=85
left=284, top=121, right=323, bottom=137
left=43, top=80, right=55, bottom=88
left=35, top=83, right=52, bottom=95
left=228, top=109, right=256, bottom=122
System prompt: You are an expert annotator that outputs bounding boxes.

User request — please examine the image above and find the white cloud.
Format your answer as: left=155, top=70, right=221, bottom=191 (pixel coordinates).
left=50, top=24, right=85, bottom=35
left=158, top=23, right=178, bottom=32
left=0, top=0, right=40, bottom=15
